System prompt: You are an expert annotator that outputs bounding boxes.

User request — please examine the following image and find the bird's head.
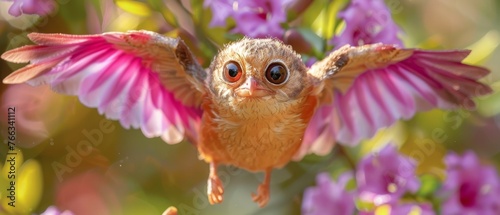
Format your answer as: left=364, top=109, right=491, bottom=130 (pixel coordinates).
left=208, top=38, right=310, bottom=108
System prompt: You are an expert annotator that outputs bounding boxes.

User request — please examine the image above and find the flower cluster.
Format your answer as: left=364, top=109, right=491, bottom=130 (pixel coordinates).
left=302, top=145, right=500, bottom=214
left=40, top=206, right=74, bottom=215
left=203, top=0, right=294, bottom=38
left=302, top=172, right=355, bottom=215
left=439, top=152, right=500, bottom=214
left=331, top=0, right=403, bottom=47
left=356, top=145, right=420, bottom=206
left=3, top=0, right=56, bottom=17
left=302, top=145, right=429, bottom=214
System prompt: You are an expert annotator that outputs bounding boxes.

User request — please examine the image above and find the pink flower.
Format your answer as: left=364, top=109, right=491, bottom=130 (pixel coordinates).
left=4, top=0, right=57, bottom=17
left=360, top=203, right=435, bottom=215
left=302, top=172, right=355, bottom=215
left=204, top=0, right=294, bottom=38
left=203, top=0, right=234, bottom=27
left=332, top=0, right=402, bottom=47
left=439, top=151, right=500, bottom=214
left=356, top=145, right=420, bottom=205
left=40, top=206, right=74, bottom=215
left=56, top=171, right=121, bottom=215
left=0, top=84, right=70, bottom=147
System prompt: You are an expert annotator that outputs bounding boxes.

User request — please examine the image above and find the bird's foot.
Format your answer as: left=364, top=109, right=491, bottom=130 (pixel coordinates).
left=251, top=168, right=272, bottom=208
left=207, top=163, right=224, bottom=204
left=251, top=182, right=270, bottom=208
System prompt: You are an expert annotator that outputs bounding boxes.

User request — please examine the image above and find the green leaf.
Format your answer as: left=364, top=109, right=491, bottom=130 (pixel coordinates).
left=416, top=174, right=442, bottom=197
left=477, top=81, right=500, bottom=117
left=359, top=121, right=408, bottom=156
left=463, top=30, right=500, bottom=65
left=355, top=198, right=376, bottom=212
left=116, top=0, right=152, bottom=17
left=305, top=0, right=349, bottom=42
left=297, top=27, right=325, bottom=58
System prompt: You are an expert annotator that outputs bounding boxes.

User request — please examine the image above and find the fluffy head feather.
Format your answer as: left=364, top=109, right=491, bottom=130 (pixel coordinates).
left=207, top=38, right=310, bottom=115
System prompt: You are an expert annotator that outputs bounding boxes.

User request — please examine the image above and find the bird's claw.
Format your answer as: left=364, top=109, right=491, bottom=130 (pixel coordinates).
left=251, top=183, right=270, bottom=208
left=208, top=175, right=224, bottom=205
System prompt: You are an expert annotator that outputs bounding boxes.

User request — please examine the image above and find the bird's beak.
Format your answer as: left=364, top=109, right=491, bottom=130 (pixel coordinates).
left=235, top=77, right=273, bottom=98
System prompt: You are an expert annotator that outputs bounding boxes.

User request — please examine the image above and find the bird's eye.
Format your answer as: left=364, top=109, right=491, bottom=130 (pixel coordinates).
left=265, top=62, right=288, bottom=85
left=223, top=61, right=242, bottom=83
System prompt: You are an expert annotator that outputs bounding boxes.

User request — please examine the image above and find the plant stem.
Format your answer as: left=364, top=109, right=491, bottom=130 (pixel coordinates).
left=337, top=144, right=357, bottom=170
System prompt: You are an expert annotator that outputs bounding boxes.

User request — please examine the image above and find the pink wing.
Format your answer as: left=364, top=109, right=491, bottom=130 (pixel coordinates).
left=2, top=30, right=207, bottom=144
left=295, top=44, right=491, bottom=159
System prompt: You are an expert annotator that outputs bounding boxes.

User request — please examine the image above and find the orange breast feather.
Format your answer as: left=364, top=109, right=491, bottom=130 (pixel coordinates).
left=197, top=94, right=318, bottom=172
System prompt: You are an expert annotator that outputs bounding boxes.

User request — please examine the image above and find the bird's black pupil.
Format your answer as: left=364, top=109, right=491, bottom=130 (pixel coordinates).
left=270, top=66, right=284, bottom=80
left=227, top=63, right=239, bottom=77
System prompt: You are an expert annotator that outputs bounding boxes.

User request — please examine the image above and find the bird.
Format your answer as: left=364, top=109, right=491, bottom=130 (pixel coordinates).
left=1, top=30, right=491, bottom=207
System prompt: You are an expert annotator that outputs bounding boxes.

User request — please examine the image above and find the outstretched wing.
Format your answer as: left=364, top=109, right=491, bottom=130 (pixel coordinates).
left=296, top=44, right=491, bottom=158
left=2, top=30, right=207, bottom=144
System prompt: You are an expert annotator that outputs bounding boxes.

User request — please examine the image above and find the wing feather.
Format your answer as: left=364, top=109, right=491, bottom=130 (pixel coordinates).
left=2, top=30, right=206, bottom=144
left=297, top=44, right=491, bottom=158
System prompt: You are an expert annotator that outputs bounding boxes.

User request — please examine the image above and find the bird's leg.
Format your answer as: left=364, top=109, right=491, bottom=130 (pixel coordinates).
left=251, top=168, right=272, bottom=208
left=207, top=162, right=224, bottom=204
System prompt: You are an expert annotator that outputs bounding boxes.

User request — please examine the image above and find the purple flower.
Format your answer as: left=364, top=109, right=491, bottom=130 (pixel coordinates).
left=439, top=151, right=500, bottom=215
left=40, top=206, right=74, bottom=215
left=203, top=0, right=234, bottom=27
left=3, top=0, right=57, bottom=17
left=360, top=203, right=435, bottom=215
left=204, top=0, right=294, bottom=38
left=302, top=172, right=355, bottom=215
left=332, top=0, right=403, bottom=47
left=304, top=57, right=318, bottom=68
left=356, top=145, right=420, bottom=205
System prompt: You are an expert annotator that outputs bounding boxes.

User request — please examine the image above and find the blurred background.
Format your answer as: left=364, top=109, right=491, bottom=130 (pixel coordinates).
left=0, top=0, right=499, bottom=214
